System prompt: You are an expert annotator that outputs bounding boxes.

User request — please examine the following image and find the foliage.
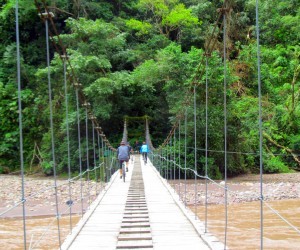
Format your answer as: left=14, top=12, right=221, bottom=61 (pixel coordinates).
left=126, top=19, right=153, bottom=36
left=264, top=156, right=290, bottom=173
left=0, top=0, right=299, bottom=179
left=133, top=0, right=201, bottom=42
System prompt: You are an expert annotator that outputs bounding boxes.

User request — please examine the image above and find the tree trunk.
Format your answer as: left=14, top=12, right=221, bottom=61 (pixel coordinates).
left=263, top=132, right=300, bottom=168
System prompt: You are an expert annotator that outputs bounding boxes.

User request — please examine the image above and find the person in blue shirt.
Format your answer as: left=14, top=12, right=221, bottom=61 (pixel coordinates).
left=140, top=142, right=148, bottom=164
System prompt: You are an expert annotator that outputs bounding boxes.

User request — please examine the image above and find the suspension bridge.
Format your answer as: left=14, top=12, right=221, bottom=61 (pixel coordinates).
left=1, top=0, right=300, bottom=249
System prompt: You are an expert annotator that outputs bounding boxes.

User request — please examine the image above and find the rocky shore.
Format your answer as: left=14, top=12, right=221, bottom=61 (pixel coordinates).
left=1, top=172, right=300, bottom=217
left=0, top=174, right=103, bottom=218
left=171, top=172, right=300, bottom=205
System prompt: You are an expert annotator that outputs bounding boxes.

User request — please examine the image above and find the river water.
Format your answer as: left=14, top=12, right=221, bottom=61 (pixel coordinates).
left=1, top=200, right=299, bottom=249
left=0, top=215, right=80, bottom=249
left=191, top=199, right=300, bottom=250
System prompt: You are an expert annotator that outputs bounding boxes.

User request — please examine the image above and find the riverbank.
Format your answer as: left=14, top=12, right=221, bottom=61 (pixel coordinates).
left=0, top=174, right=103, bottom=218
left=1, top=172, right=300, bottom=217
left=170, top=172, right=300, bottom=205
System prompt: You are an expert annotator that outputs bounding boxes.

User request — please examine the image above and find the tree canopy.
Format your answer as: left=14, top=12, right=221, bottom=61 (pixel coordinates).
left=0, top=0, right=300, bottom=178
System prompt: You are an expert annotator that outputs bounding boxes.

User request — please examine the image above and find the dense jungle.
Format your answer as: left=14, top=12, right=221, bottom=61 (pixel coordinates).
left=0, top=0, right=300, bottom=178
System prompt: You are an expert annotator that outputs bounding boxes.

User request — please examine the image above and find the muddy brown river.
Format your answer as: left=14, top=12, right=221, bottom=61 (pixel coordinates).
left=1, top=200, right=299, bottom=249
left=0, top=215, right=80, bottom=249
left=192, top=199, right=300, bottom=249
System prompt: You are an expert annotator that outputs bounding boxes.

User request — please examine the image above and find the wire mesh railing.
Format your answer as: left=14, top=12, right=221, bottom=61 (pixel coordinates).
left=150, top=146, right=300, bottom=249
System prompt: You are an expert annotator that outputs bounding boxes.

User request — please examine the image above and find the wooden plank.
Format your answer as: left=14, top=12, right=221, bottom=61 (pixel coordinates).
left=62, top=156, right=225, bottom=250
left=142, top=159, right=211, bottom=250
left=62, top=161, right=134, bottom=250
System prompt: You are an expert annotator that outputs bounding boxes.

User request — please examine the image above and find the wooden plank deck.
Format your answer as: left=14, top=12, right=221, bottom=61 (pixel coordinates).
left=61, top=156, right=226, bottom=250
left=143, top=159, right=225, bottom=250
left=61, top=161, right=133, bottom=250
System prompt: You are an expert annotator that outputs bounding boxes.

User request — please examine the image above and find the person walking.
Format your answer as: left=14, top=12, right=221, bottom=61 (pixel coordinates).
left=117, top=141, right=129, bottom=179
left=140, top=142, right=149, bottom=164
left=134, top=140, right=141, bottom=153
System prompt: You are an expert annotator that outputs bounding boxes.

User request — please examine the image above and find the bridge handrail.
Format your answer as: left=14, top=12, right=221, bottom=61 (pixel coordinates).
left=151, top=152, right=300, bottom=236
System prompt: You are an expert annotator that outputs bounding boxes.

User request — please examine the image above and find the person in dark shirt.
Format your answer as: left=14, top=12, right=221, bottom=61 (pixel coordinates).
left=117, top=141, right=129, bottom=179
left=134, top=140, right=141, bottom=153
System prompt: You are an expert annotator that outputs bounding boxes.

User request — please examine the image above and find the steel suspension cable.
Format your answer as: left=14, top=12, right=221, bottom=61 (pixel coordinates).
left=164, top=148, right=167, bottom=179
left=178, top=120, right=181, bottom=197
left=85, top=106, right=91, bottom=207
left=161, top=148, right=164, bottom=177
left=62, top=54, right=72, bottom=232
left=159, top=148, right=162, bottom=175
left=205, top=55, right=209, bottom=233
left=44, top=13, right=62, bottom=249
left=167, top=142, right=169, bottom=180
left=15, top=1, right=27, bottom=248
left=163, top=147, right=166, bottom=178
left=97, top=132, right=102, bottom=191
left=255, top=0, right=264, bottom=249
left=34, top=1, right=116, bottom=155
left=184, top=108, right=187, bottom=208
left=168, top=139, right=171, bottom=180
left=151, top=153, right=300, bottom=237
left=223, top=6, right=229, bottom=248
left=193, top=85, right=197, bottom=220
left=100, top=133, right=104, bottom=186
left=161, top=1, right=228, bottom=149
left=104, top=143, right=108, bottom=180
left=173, top=130, right=176, bottom=190
left=122, top=119, right=128, bottom=143
left=92, top=122, right=98, bottom=196
left=75, top=88, right=84, bottom=216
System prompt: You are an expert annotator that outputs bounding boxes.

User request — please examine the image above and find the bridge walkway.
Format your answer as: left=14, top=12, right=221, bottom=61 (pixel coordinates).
left=61, top=156, right=224, bottom=250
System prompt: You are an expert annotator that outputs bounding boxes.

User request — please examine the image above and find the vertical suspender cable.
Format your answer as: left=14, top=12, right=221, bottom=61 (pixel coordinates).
left=167, top=142, right=169, bottom=180
left=205, top=55, right=209, bottom=233
left=62, top=56, right=72, bottom=232
left=107, top=146, right=110, bottom=178
left=100, top=135, right=104, bottom=184
left=75, top=89, right=84, bottom=216
left=45, top=15, right=62, bottom=249
left=16, top=1, right=27, bottom=248
left=173, top=130, right=176, bottom=191
left=170, top=138, right=172, bottom=180
left=171, top=138, right=173, bottom=180
left=223, top=7, right=228, bottom=248
left=161, top=148, right=163, bottom=176
left=110, top=149, right=113, bottom=176
left=97, top=133, right=102, bottom=190
left=106, top=145, right=112, bottom=179
left=194, top=85, right=197, bottom=219
left=108, top=145, right=111, bottom=179
left=184, top=109, right=187, bottom=208
left=168, top=139, right=171, bottom=180
left=159, top=148, right=161, bottom=175
left=164, top=148, right=167, bottom=178
left=92, top=123, right=98, bottom=195
left=109, top=146, right=112, bottom=178
left=162, top=148, right=164, bottom=177
left=85, top=107, right=91, bottom=207
left=255, top=0, right=264, bottom=249
left=109, top=148, right=113, bottom=176
left=104, top=143, right=108, bottom=180
left=178, top=120, right=181, bottom=197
